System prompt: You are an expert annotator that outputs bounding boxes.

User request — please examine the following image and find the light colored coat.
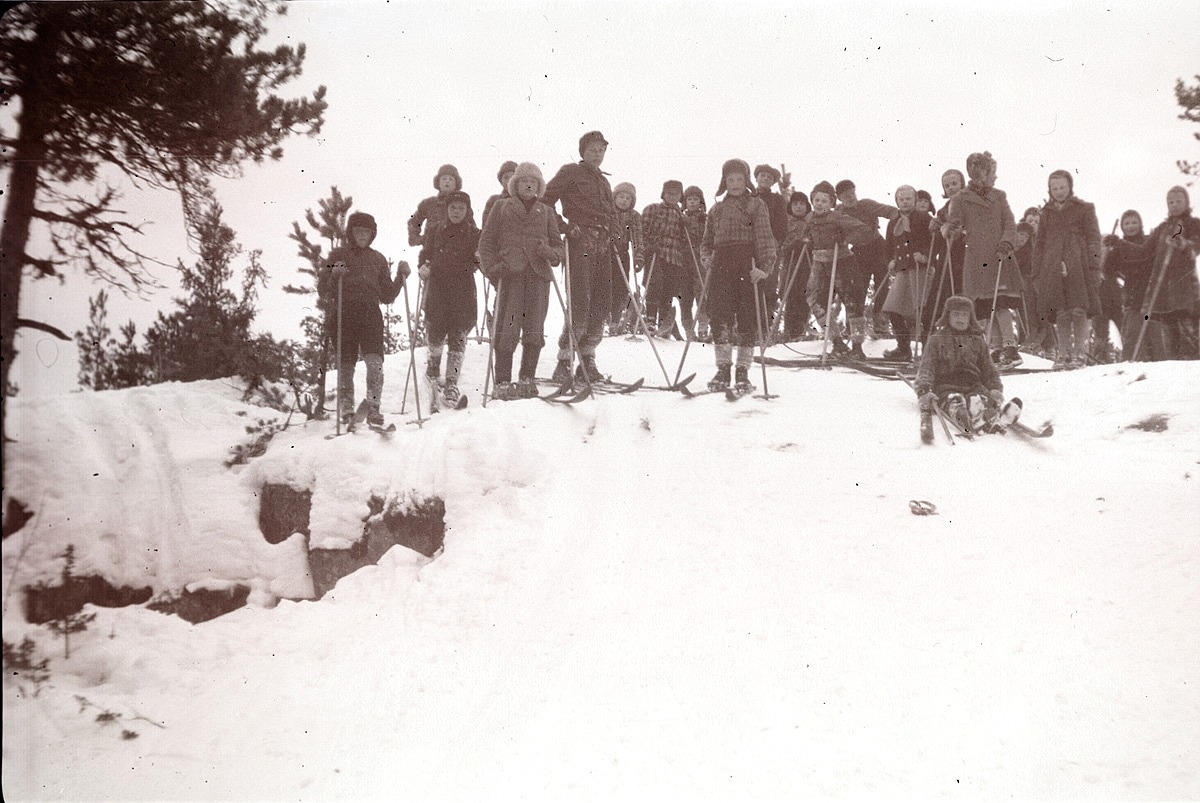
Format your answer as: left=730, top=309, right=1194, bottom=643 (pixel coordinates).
left=946, top=187, right=1021, bottom=301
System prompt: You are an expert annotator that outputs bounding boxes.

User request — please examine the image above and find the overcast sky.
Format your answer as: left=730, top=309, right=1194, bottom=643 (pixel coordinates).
left=12, top=0, right=1199, bottom=394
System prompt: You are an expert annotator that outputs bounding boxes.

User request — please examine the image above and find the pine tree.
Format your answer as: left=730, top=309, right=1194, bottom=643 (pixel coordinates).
left=1176, top=74, right=1200, bottom=179
left=287, top=187, right=352, bottom=418
left=1, top=0, right=325, bottom=484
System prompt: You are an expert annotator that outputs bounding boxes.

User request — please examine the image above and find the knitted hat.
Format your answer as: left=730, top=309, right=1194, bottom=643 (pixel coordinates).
left=683, top=185, right=705, bottom=205
left=661, top=179, right=684, bottom=200
left=578, top=130, right=608, bottom=157
left=445, top=189, right=472, bottom=210
left=433, top=164, right=462, bottom=191
left=506, top=161, right=546, bottom=198
left=788, top=191, right=811, bottom=217
left=346, top=211, right=378, bottom=245
left=835, top=179, right=855, bottom=195
left=754, top=164, right=781, bottom=185
left=810, top=181, right=837, bottom=205
left=716, top=158, right=752, bottom=196
left=497, top=160, right=519, bottom=184
left=1047, top=169, right=1074, bottom=196
left=613, top=181, right=637, bottom=207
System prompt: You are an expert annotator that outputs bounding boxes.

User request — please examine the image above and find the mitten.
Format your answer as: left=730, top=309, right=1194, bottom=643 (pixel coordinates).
left=1102, top=233, right=1121, bottom=249
left=418, top=262, right=431, bottom=280
left=749, top=266, right=768, bottom=283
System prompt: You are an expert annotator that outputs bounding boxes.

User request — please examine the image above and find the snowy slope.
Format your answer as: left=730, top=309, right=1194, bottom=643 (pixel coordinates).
left=3, top=337, right=1199, bottom=801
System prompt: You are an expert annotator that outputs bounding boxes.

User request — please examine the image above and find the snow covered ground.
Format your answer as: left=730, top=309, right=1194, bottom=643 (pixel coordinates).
left=3, top=333, right=1199, bottom=801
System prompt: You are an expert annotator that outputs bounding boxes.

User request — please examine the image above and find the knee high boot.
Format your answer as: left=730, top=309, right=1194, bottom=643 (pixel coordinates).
left=364, top=353, right=384, bottom=421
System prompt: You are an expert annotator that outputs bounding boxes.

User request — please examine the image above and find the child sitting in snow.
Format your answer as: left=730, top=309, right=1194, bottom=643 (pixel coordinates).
left=914, top=295, right=1017, bottom=440
left=418, top=190, right=480, bottom=406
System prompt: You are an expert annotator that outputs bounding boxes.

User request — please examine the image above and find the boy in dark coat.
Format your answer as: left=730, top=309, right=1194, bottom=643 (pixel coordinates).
left=915, top=295, right=1012, bottom=439
left=611, top=181, right=645, bottom=333
left=682, top=185, right=709, bottom=340
left=318, top=211, right=410, bottom=428
left=1105, top=186, right=1200, bottom=361
left=700, top=159, right=777, bottom=391
left=478, top=162, right=565, bottom=399
left=836, top=178, right=898, bottom=345
left=408, top=164, right=471, bottom=247
left=779, top=191, right=813, bottom=341
left=418, top=190, right=480, bottom=406
left=543, top=130, right=617, bottom=384
left=804, top=181, right=875, bottom=356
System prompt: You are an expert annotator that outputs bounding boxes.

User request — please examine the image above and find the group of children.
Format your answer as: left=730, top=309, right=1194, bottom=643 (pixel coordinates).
left=315, top=141, right=1200, bottom=430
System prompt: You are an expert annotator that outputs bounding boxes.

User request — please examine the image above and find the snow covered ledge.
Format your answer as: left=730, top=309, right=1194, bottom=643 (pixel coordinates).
left=3, top=380, right=447, bottom=624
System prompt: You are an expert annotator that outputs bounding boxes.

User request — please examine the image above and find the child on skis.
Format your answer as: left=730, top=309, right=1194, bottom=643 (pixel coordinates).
left=1031, top=169, right=1102, bottom=370
left=478, top=162, right=565, bottom=399
left=318, top=211, right=411, bottom=428
left=543, top=130, right=617, bottom=385
left=408, top=164, right=469, bottom=247
left=804, top=180, right=875, bottom=357
left=682, top=185, right=709, bottom=340
left=915, top=295, right=1015, bottom=441
left=700, top=159, right=777, bottom=392
left=641, top=180, right=691, bottom=338
left=779, top=191, right=813, bottom=341
left=1102, top=210, right=1152, bottom=360
left=835, top=178, right=898, bottom=344
left=418, top=190, right=480, bottom=406
left=611, top=182, right=645, bottom=334
left=881, top=185, right=933, bottom=362
left=1104, top=186, right=1200, bottom=361
left=943, top=151, right=1025, bottom=369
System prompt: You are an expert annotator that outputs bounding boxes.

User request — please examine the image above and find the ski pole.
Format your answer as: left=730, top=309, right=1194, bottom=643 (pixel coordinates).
left=984, top=248, right=1005, bottom=349
left=482, top=278, right=501, bottom=407
left=914, top=237, right=936, bottom=358
left=612, top=243, right=672, bottom=386
left=401, top=277, right=426, bottom=426
left=399, top=275, right=425, bottom=414
left=550, top=268, right=591, bottom=394
left=773, top=243, right=809, bottom=341
left=819, top=244, right=841, bottom=367
left=1131, top=229, right=1177, bottom=361
left=752, top=260, right=776, bottom=400
left=335, top=273, right=344, bottom=435
left=671, top=260, right=713, bottom=388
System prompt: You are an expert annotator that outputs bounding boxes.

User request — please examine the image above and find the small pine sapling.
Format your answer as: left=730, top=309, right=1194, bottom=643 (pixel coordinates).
left=44, top=545, right=96, bottom=659
left=2, top=636, right=51, bottom=697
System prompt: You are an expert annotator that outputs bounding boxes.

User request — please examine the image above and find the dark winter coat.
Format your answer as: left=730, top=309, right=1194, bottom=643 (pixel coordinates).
left=915, top=320, right=1003, bottom=397
left=1033, top=196, right=1103, bottom=316
left=614, top=207, right=644, bottom=265
left=839, top=198, right=898, bottom=236
left=755, top=187, right=789, bottom=247
left=1111, top=213, right=1200, bottom=316
left=946, top=187, right=1021, bottom=301
left=482, top=191, right=509, bottom=230
left=407, top=193, right=450, bottom=247
left=682, top=209, right=707, bottom=272
left=543, top=161, right=617, bottom=232
left=882, top=210, right=934, bottom=318
left=478, top=196, right=565, bottom=284
left=418, top=219, right=480, bottom=335
left=318, top=244, right=397, bottom=310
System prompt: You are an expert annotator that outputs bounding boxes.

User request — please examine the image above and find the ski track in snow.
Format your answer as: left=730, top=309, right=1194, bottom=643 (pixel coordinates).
left=3, top=342, right=1199, bottom=800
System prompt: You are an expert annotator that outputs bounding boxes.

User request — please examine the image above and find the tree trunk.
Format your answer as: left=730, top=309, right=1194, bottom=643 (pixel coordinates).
left=1, top=17, right=58, bottom=479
